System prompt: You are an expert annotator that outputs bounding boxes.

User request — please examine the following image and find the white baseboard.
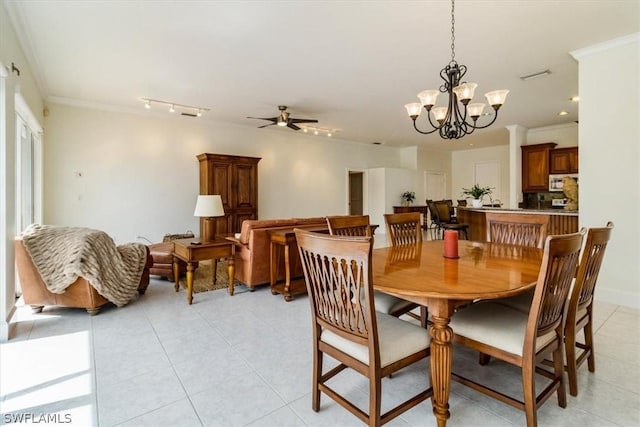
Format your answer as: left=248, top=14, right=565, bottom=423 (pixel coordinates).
left=0, top=305, right=17, bottom=342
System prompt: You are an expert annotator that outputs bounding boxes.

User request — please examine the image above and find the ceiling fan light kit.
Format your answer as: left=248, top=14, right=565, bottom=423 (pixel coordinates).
left=141, top=98, right=209, bottom=117
left=248, top=105, right=318, bottom=131
left=405, top=0, right=509, bottom=140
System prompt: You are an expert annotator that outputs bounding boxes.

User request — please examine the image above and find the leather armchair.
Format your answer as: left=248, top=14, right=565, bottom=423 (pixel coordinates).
left=15, top=237, right=152, bottom=315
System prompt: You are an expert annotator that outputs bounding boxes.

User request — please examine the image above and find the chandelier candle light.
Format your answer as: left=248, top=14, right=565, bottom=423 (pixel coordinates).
left=405, top=0, right=509, bottom=140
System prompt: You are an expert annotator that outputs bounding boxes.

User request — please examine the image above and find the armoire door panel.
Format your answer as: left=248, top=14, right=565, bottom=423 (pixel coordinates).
left=235, top=163, right=257, bottom=209
left=197, top=153, right=260, bottom=235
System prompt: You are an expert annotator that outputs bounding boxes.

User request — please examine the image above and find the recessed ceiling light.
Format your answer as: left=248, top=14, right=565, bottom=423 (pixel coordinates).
left=570, top=96, right=580, bottom=102
left=519, top=69, right=551, bottom=81
left=372, top=141, right=384, bottom=145
left=558, top=111, right=569, bottom=116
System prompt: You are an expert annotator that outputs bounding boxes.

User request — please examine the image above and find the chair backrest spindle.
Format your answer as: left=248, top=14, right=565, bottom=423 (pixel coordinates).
left=486, top=212, right=549, bottom=248
left=296, top=230, right=375, bottom=345
left=326, top=215, right=372, bottom=238
left=384, top=212, right=422, bottom=246
left=528, top=230, right=584, bottom=341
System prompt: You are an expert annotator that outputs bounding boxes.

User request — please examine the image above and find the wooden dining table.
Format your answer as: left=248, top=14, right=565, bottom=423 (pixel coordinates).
left=372, top=240, right=543, bottom=427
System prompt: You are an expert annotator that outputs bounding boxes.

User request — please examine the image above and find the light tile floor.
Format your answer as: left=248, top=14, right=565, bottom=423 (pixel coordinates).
left=2, top=238, right=639, bottom=426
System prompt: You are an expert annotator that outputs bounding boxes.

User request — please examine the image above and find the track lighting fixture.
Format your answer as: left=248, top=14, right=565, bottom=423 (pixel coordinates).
left=140, top=98, right=210, bottom=117
left=300, top=125, right=336, bottom=137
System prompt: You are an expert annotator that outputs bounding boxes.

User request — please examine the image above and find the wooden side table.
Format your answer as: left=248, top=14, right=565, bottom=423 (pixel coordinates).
left=172, top=237, right=235, bottom=304
left=268, top=226, right=328, bottom=301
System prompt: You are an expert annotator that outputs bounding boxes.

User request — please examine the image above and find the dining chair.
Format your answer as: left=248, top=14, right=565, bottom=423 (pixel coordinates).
left=425, top=200, right=441, bottom=240
left=431, top=200, right=469, bottom=240
left=383, top=212, right=423, bottom=245
left=482, top=212, right=550, bottom=316
left=326, top=214, right=373, bottom=238
left=382, top=213, right=429, bottom=325
left=485, top=212, right=549, bottom=248
left=494, top=222, right=614, bottom=396
left=478, top=212, right=550, bottom=323
left=294, top=229, right=433, bottom=426
left=326, top=215, right=420, bottom=320
left=564, top=221, right=614, bottom=396
left=449, top=230, right=585, bottom=427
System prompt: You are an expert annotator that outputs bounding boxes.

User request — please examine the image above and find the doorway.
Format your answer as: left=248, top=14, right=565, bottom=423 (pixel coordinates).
left=348, top=170, right=364, bottom=215
left=424, top=171, right=446, bottom=202
left=14, top=95, right=43, bottom=296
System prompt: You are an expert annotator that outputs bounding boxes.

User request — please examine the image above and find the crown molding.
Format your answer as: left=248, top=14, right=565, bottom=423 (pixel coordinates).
left=4, top=1, right=49, bottom=97
left=571, top=32, right=640, bottom=60
left=527, top=122, right=578, bottom=134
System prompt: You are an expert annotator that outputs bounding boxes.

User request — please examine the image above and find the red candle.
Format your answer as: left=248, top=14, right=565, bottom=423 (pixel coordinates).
left=443, top=230, right=459, bottom=259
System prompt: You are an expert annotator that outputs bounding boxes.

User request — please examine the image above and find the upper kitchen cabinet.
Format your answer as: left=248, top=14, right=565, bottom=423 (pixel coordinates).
left=549, top=147, right=579, bottom=174
left=521, top=143, right=557, bottom=192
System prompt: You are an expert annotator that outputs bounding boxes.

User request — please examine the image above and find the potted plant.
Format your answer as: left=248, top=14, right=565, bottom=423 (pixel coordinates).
left=401, top=191, right=416, bottom=206
left=461, top=184, right=493, bottom=208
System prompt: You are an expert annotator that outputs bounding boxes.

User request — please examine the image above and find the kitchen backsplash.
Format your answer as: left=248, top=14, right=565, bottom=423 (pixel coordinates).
left=520, top=192, right=567, bottom=209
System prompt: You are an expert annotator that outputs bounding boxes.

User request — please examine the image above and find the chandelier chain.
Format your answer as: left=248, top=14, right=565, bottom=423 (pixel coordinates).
left=405, top=0, right=508, bottom=140
left=450, top=0, right=456, bottom=63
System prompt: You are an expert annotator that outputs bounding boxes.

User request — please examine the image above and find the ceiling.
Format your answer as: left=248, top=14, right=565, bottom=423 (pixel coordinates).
left=5, top=0, right=639, bottom=151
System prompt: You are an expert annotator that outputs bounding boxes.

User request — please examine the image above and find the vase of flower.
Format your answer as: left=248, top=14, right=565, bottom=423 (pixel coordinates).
left=461, top=184, right=493, bottom=208
left=401, top=191, right=415, bottom=207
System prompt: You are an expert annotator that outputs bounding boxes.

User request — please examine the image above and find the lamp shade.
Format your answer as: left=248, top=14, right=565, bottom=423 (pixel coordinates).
left=193, top=195, right=225, bottom=217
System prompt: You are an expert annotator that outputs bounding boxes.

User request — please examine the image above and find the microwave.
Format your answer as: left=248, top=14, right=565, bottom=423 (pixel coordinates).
left=549, top=174, right=578, bottom=192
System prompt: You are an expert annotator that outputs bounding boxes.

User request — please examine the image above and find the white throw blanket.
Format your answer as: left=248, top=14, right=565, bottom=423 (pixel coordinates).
left=21, top=224, right=148, bottom=307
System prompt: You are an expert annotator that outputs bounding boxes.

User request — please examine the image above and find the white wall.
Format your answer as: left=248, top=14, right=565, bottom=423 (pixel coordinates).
left=527, top=123, right=578, bottom=148
left=43, top=103, right=406, bottom=244
left=571, top=34, right=640, bottom=309
left=451, top=145, right=510, bottom=207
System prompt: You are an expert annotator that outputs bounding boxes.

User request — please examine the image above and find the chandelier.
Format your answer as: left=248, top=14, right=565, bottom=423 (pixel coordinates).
left=405, top=0, right=509, bottom=140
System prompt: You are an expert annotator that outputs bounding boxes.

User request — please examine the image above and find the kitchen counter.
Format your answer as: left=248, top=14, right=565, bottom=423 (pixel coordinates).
left=456, top=207, right=579, bottom=241
left=460, top=206, right=578, bottom=216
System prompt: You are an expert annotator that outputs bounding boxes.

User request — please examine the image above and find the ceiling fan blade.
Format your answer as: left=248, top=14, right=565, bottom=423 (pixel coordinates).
left=247, top=116, right=278, bottom=122
left=287, top=123, right=301, bottom=131
left=289, top=118, right=319, bottom=124
left=258, top=123, right=276, bottom=128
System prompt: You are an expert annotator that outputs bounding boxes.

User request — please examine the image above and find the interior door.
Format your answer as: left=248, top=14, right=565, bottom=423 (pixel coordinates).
left=425, top=172, right=446, bottom=202
left=349, top=171, right=363, bottom=215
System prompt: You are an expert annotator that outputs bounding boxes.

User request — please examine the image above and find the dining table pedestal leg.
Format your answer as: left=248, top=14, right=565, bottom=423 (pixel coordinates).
left=428, top=299, right=456, bottom=427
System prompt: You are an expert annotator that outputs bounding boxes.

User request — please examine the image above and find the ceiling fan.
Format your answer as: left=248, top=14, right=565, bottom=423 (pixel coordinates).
left=247, top=105, right=318, bottom=131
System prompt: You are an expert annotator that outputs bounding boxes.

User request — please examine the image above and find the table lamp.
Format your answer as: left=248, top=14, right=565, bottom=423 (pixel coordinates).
left=193, top=195, right=225, bottom=242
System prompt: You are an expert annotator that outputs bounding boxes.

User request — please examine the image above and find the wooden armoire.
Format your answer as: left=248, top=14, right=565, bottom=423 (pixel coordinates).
left=197, top=153, right=260, bottom=236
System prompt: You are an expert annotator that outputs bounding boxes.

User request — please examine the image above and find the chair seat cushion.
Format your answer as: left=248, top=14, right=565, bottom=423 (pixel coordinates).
left=494, top=289, right=534, bottom=313
left=450, top=302, right=556, bottom=357
left=321, top=313, right=430, bottom=368
left=374, top=291, right=415, bottom=315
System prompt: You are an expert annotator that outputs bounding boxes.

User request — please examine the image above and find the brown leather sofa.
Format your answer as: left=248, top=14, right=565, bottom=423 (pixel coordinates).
left=226, top=217, right=327, bottom=289
left=15, top=237, right=152, bottom=315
